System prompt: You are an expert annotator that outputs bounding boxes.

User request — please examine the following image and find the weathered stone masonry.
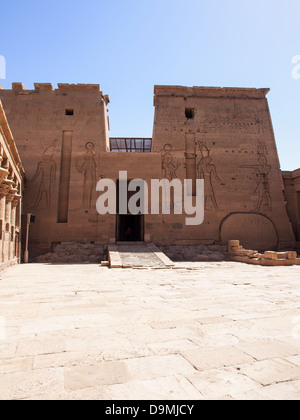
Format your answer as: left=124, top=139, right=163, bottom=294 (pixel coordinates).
left=0, top=83, right=298, bottom=260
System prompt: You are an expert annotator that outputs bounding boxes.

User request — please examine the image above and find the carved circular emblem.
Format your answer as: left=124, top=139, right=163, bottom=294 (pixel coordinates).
left=85, top=142, right=95, bottom=150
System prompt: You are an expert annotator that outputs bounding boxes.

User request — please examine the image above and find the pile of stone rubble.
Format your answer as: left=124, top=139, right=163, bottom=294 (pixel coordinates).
left=227, top=240, right=300, bottom=266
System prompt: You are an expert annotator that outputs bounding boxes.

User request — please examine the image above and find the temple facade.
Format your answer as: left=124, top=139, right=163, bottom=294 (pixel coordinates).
left=0, top=83, right=298, bottom=261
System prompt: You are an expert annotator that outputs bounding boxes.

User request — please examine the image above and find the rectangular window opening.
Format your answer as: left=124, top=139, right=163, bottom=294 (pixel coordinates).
left=65, top=109, right=74, bottom=116
left=185, top=108, right=196, bottom=119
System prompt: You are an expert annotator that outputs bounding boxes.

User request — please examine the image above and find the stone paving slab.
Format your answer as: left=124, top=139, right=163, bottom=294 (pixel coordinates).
left=238, top=358, right=300, bottom=386
left=187, top=367, right=263, bottom=400
left=0, top=262, right=300, bottom=400
left=105, top=375, right=204, bottom=401
left=182, top=346, right=255, bottom=371
left=64, top=360, right=132, bottom=391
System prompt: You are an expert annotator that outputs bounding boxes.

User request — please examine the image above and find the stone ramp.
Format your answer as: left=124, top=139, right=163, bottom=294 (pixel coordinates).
left=108, top=243, right=174, bottom=269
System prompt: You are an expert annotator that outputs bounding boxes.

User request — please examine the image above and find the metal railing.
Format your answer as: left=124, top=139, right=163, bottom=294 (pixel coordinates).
left=110, top=138, right=152, bottom=153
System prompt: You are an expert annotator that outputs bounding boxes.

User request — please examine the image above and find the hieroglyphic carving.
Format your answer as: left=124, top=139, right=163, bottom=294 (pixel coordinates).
left=161, top=144, right=181, bottom=211
left=257, top=141, right=268, bottom=156
left=240, top=141, right=272, bottom=212
left=29, top=139, right=58, bottom=209
left=75, top=142, right=97, bottom=210
left=161, top=144, right=180, bottom=180
left=197, top=142, right=225, bottom=211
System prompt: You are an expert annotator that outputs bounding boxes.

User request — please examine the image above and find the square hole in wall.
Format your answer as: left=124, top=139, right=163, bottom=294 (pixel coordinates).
left=65, top=109, right=74, bottom=116
left=185, top=108, right=196, bottom=119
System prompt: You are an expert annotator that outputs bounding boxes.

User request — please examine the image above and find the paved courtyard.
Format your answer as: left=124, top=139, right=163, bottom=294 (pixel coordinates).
left=0, top=262, right=300, bottom=400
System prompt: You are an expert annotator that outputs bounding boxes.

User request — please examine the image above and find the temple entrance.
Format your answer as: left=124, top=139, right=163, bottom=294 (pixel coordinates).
left=116, top=180, right=144, bottom=242
left=116, top=214, right=144, bottom=242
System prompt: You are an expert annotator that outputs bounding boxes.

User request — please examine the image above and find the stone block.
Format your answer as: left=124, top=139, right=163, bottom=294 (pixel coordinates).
left=261, top=259, right=281, bottom=266
left=101, top=261, right=110, bottom=267
left=277, top=252, right=288, bottom=260
left=228, top=240, right=240, bottom=248
left=264, top=251, right=278, bottom=260
left=144, top=234, right=151, bottom=243
left=287, top=251, right=297, bottom=260
left=12, top=82, right=26, bottom=91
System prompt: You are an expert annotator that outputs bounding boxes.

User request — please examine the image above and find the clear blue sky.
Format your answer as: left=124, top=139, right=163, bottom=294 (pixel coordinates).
left=0, top=0, right=299, bottom=170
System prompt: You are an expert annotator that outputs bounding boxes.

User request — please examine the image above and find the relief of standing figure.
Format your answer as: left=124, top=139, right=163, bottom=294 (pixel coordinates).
left=162, top=144, right=181, bottom=180
left=75, top=142, right=97, bottom=211
left=29, top=139, right=58, bottom=209
left=241, top=154, right=272, bottom=212
left=197, top=143, right=225, bottom=211
left=161, top=144, right=181, bottom=211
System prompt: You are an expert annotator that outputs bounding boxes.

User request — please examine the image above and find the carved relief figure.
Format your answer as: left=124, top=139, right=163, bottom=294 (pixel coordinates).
left=161, top=144, right=181, bottom=211
left=240, top=143, right=272, bottom=212
left=197, top=142, right=225, bottom=211
left=162, top=144, right=180, bottom=180
left=30, top=139, right=58, bottom=209
left=254, top=156, right=272, bottom=212
left=75, top=142, right=97, bottom=210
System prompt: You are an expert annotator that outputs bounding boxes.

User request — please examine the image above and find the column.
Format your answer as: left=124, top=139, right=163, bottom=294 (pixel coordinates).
left=5, top=194, right=13, bottom=262
left=0, top=184, right=10, bottom=264
left=12, top=195, right=21, bottom=260
left=0, top=193, right=6, bottom=264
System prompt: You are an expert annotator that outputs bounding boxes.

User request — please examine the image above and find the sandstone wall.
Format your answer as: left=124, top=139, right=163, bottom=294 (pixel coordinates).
left=152, top=86, right=295, bottom=250
left=0, top=83, right=296, bottom=257
left=0, top=84, right=110, bottom=258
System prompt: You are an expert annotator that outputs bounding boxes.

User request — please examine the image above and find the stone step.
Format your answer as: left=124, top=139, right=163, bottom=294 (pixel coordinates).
left=108, top=243, right=174, bottom=269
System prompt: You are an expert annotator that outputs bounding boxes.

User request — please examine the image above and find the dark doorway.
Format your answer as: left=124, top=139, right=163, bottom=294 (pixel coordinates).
left=117, top=214, right=144, bottom=242
left=116, top=180, right=144, bottom=242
